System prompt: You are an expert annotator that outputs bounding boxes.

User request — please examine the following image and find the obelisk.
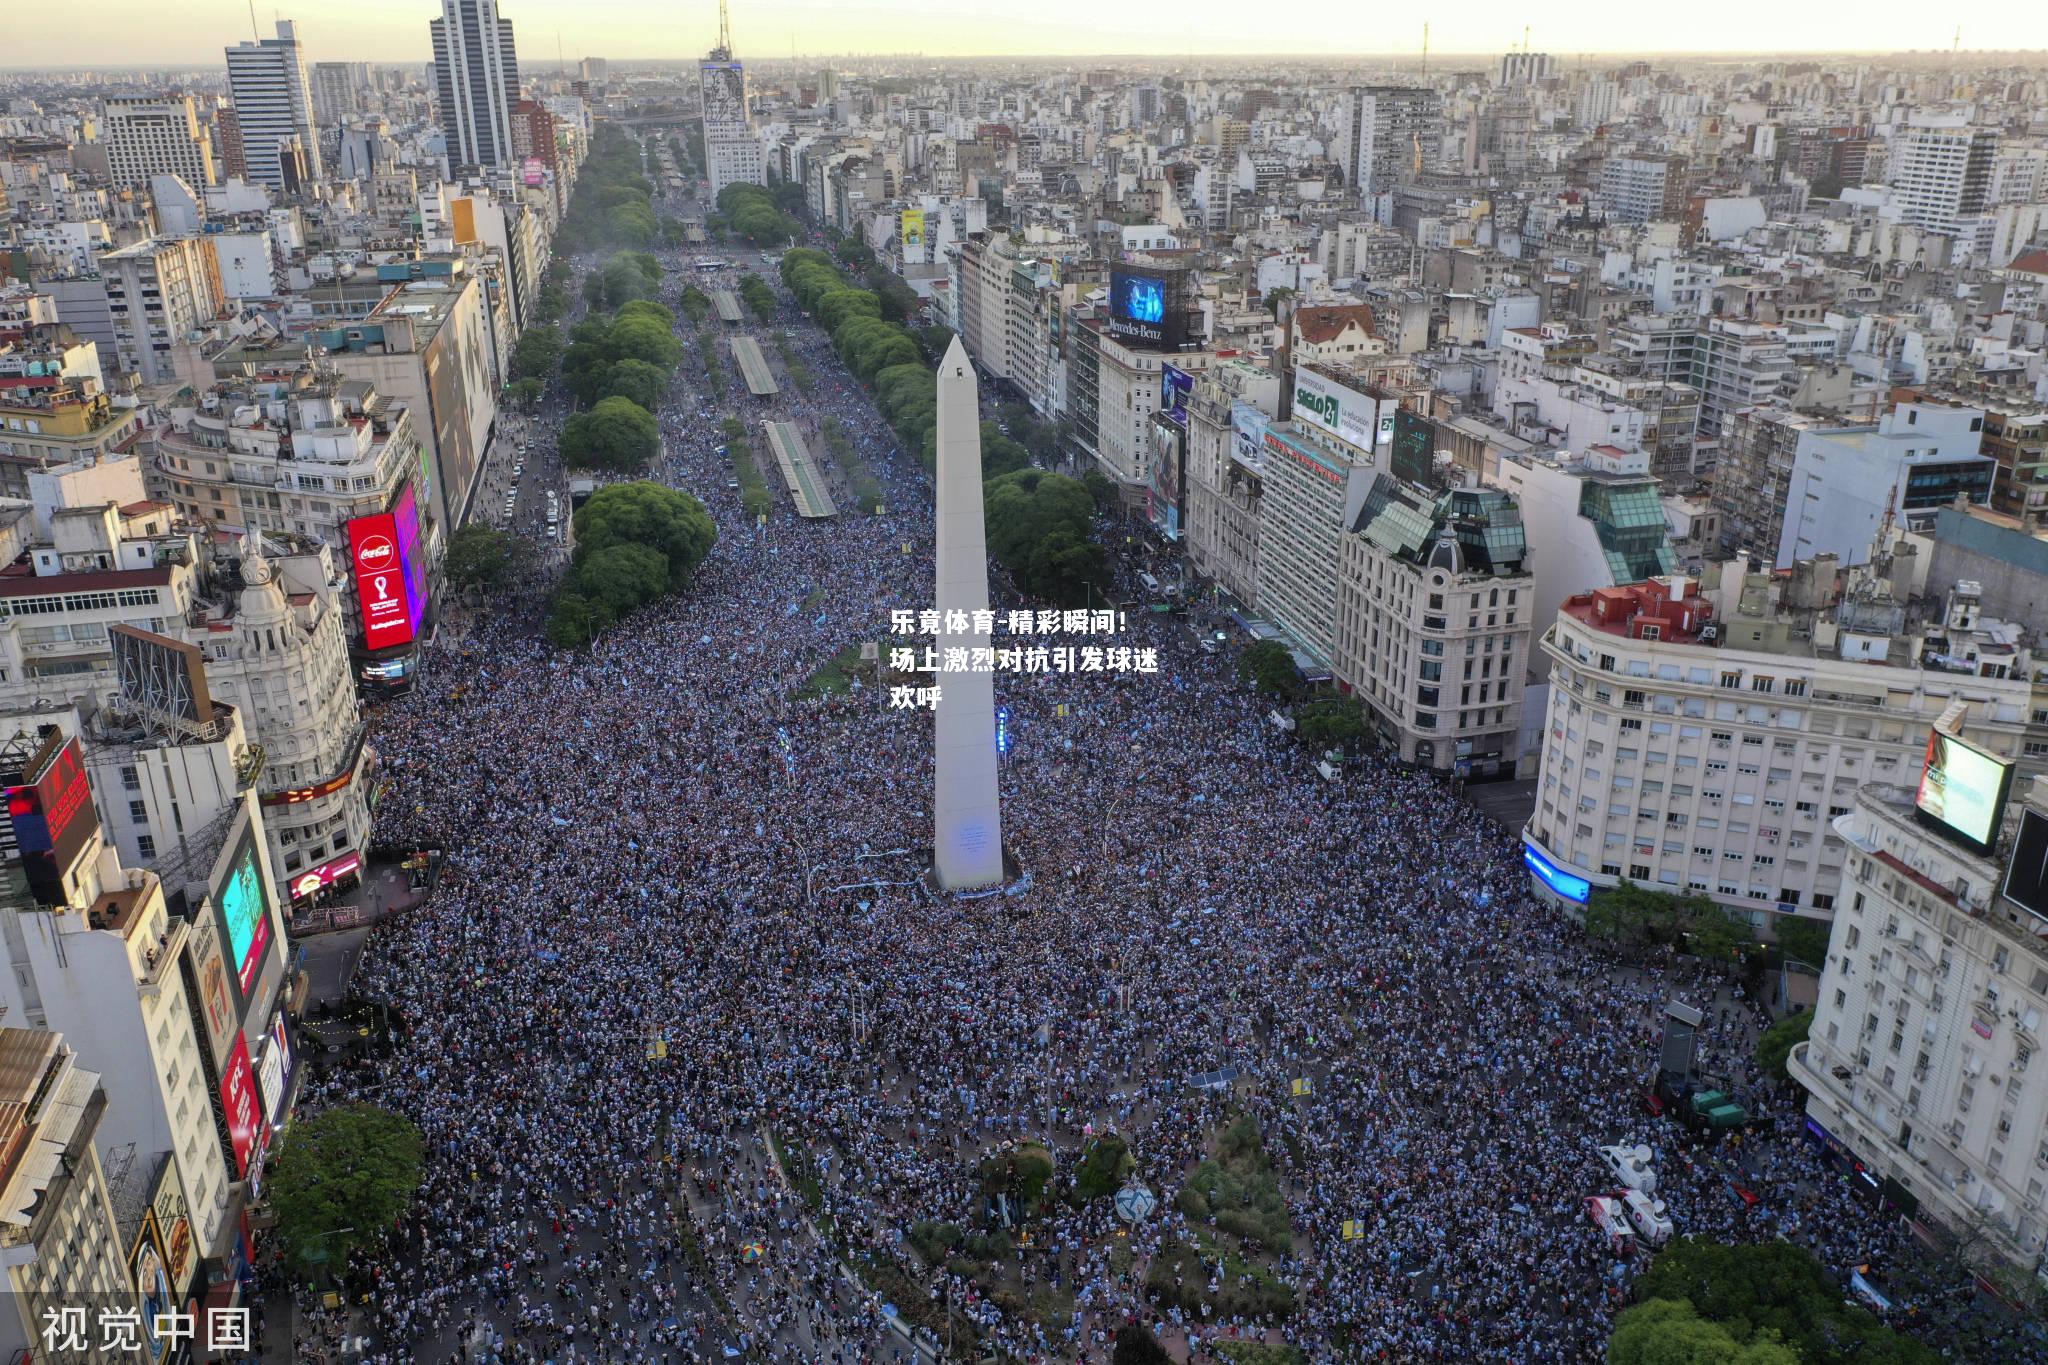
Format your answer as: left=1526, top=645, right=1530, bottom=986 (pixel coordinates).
left=932, top=335, right=1005, bottom=889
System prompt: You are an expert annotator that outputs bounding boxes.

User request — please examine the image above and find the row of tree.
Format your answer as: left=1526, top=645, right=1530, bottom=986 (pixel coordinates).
left=547, top=483, right=717, bottom=647
left=556, top=124, right=662, bottom=253
left=716, top=183, right=802, bottom=245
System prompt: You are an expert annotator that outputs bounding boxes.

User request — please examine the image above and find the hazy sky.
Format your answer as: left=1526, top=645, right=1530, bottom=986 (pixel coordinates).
left=13, top=0, right=2048, bottom=70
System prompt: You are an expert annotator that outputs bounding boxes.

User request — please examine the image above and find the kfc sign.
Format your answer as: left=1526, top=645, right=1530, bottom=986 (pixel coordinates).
left=347, top=512, right=417, bottom=650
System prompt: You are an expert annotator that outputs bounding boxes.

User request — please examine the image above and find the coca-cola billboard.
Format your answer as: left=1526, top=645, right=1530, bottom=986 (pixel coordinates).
left=347, top=511, right=416, bottom=650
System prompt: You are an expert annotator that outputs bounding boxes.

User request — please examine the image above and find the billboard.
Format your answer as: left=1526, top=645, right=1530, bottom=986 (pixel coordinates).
left=256, top=1016, right=291, bottom=1125
left=1107, top=267, right=1176, bottom=347
left=1149, top=419, right=1185, bottom=541
left=148, top=1158, right=196, bottom=1300
left=219, top=1033, right=260, bottom=1177
left=2001, top=809, right=2048, bottom=925
left=1158, top=363, right=1193, bottom=424
left=188, top=910, right=238, bottom=1073
left=394, top=483, right=429, bottom=630
left=1915, top=728, right=2014, bottom=855
left=1231, top=400, right=1266, bottom=468
left=130, top=1209, right=172, bottom=1361
left=1291, top=366, right=1379, bottom=450
left=899, top=209, right=925, bottom=250
left=699, top=60, right=748, bottom=132
left=215, top=830, right=273, bottom=998
left=6, top=733, right=99, bottom=903
left=348, top=510, right=417, bottom=651
left=1391, top=406, right=1436, bottom=487
left=111, top=624, right=214, bottom=726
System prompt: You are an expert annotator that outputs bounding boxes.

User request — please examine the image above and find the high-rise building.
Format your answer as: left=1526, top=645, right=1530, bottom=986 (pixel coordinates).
left=431, top=0, right=521, bottom=170
left=215, top=104, right=249, bottom=181
left=1334, top=480, right=1533, bottom=775
left=700, top=13, right=763, bottom=199
left=1888, top=112, right=1999, bottom=235
left=0, top=1028, right=142, bottom=1365
left=1336, top=86, right=1440, bottom=199
left=1600, top=154, right=1688, bottom=223
left=1790, top=769, right=2048, bottom=1271
left=225, top=19, right=322, bottom=191
left=99, top=236, right=226, bottom=384
left=311, top=60, right=364, bottom=125
left=1498, top=51, right=1557, bottom=86
left=103, top=95, right=217, bottom=190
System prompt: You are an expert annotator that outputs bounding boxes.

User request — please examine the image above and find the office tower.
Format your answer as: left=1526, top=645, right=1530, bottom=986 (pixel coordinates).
left=311, top=60, right=364, bottom=124
left=103, top=96, right=218, bottom=190
left=1600, top=154, right=1689, bottom=223
left=700, top=3, right=764, bottom=198
left=1888, top=111, right=1999, bottom=234
left=1337, top=86, right=1440, bottom=199
left=225, top=20, right=322, bottom=189
left=578, top=56, right=607, bottom=84
left=431, top=0, right=522, bottom=170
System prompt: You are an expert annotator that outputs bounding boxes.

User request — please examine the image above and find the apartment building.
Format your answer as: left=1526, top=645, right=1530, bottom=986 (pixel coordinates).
left=1600, top=154, right=1688, bottom=224
left=153, top=370, right=425, bottom=553
left=225, top=20, right=322, bottom=190
left=1094, top=332, right=1219, bottom=491
left=0, top=1028, right=140, bottom=1365
left=1333, top=480, right=1532, bottom=775
left=1790, top=773, right=2048, bottom=1270
left=0, top=382, right=143, bottom=498
left=1524, top=559, right=2048, bottom=930
left=1888, top=112, right=1998, bottom=236
left=103, top=95, right=218, bottom=191
left=1255, top=422, right=1372, bottom=669
left=1184, top=366, right=1274, bottom=608
left=99, top=236, right=226, bottom=386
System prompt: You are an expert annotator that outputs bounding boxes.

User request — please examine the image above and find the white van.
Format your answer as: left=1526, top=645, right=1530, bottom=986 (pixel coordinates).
left=1621, top=1189, right=1673, bottom=1246
left=1584, top=1195, right=1637, bottom=1256
left=1138, top=572, right=1162, bottom=597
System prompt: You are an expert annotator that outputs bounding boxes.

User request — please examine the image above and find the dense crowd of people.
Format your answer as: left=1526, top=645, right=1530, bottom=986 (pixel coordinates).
left=285, top=233, right=2041, bottom=1365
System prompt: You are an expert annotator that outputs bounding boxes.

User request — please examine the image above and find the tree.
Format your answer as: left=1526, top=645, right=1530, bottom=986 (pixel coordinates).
left=506, top=377, right=545, bottom=409
left=679, top=285, right=710, bottom=323
left=571, top=481, right=717, bottom=591
left=1295, top=696, right=1369, bottom=753
left=560, top=396, right=659, bottom=473
left=985, top=469, right=1104, bottom=603
left=1608, top=1298, right=1800, bottom=1365
left=507, top=324, right=561, bottom=381
left=1585, top=881, right=1755, bottom=962
left=571, top=542, right=670, bottom=619
left=1754, top=1009, right=1813, bottom=1083
left=1238, top=639, right=1298, bottom=697
left=615, top=297, right=675, bottom=330
left=545, top=590, right=613, bottom=649
left=1773, top=914, right=1833, bottom=970
left=1071, top=1133, right=1135, bottom=1204
left=980, top=423, right=1031, bottom=479
left=1112, top=1327, right=1174, bottom=1365
left=599, top=358, right=670, bottom=411
left=265, top=1103, right=424, bottom=1277
left=607, top=314, right=685, bottom=371
left=443, top=524, right=518, bottom=592
left=1631, top=1237, right=1938, bottom=1365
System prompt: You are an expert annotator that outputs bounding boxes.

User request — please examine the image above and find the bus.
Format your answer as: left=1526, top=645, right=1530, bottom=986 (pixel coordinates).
left=691, top=258, right=731, bottom=271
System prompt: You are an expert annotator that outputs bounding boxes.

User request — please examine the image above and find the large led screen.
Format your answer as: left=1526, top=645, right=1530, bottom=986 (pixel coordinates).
left=1915, top=728, right=2014, bottom=855
left=348, top=511, right=417, bottom=650
left=218, top=834, right=272, bottom=997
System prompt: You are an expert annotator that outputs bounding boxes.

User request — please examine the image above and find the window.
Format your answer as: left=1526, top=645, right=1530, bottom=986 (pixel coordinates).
left=119, top=765, right=139, bottom=790
left=127, top=800, right=146, bottom=822
left=1751, top=676, right=1775, bottom=693
left=1783, top=679, right=1806, bottom=698
left=1720, top=671, right=1742, bottom=689
left=137, top=834, right=155, bottom=860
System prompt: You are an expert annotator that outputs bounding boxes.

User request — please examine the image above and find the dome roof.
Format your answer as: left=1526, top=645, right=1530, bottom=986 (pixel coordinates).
left=1426, top=534, right=1464, bottom=574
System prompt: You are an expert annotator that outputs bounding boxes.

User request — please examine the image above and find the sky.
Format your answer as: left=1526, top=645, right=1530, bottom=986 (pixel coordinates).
left=11, top=0, right=2048, bottom=70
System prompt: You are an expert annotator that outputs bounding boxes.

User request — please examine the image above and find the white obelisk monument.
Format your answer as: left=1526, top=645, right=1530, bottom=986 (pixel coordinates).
left=932, top=336, right=1005, bottom=889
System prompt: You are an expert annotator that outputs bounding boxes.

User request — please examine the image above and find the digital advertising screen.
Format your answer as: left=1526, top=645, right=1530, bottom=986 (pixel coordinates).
left=1108, top=268, right=1175, bottom=346
left=1391, top=407, right=1437, bottom=488
left=348, top=510, right=417, bottom=651
left=1915, top=728, right=2014, bottom=855
left=216, top=833, right=273, bottom=998
left=1158, top=363, right=1193, bottom=424
left=6, top=734, right=100, bottom=902
left=394, top=483, right=428, bottom=628
left=218, top=1033, right=260, bottom=1177
left=900, top=209, right=925, bottom=250
left=130, top=1210, right=171, bottom=1361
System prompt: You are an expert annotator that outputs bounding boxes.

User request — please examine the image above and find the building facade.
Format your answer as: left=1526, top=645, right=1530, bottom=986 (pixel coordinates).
left=432, top=0, right=522, bottom=170
left=224, top=20, right=322, bottom=190
left=103, top=96, right=218, bottom=192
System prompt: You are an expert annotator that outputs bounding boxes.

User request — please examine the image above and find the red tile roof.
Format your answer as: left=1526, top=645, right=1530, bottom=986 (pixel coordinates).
left=2009, top=249, right=2048, bottom=277
left=1294, top=304, right=1375, bottom=344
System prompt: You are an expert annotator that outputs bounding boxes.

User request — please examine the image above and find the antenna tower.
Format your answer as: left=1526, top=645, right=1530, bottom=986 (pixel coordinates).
left=715, top=0, right=733, bottom=60
left=1421, top=22, right=1429, bottom=78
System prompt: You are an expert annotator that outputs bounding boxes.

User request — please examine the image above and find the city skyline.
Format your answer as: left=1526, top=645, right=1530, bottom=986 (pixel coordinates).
left=7, top=0, right=2047, bottom=70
